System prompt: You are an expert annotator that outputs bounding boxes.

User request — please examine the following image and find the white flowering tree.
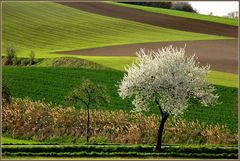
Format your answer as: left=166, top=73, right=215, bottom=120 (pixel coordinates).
left=118, top=46, right=218, bottom=151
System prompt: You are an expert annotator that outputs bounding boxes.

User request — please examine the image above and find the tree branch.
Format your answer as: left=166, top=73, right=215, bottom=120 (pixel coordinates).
left=155, top=98, right=163, bottom=116
left=84, top=87, right=92, bottom=108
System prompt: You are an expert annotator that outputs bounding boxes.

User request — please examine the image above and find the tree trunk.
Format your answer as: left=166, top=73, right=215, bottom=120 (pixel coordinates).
left=86, top=106, right=90, bottom=143
left=156, top=113, right=168, bottom=151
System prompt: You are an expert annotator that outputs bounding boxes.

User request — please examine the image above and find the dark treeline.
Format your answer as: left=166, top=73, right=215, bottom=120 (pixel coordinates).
left=121, top=2, right=197, bottom=13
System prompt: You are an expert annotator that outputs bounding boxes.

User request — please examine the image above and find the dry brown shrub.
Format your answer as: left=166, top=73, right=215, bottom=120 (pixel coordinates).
left=2, top=98, right=237, bottom=145
left=202, top=125, right=237, bottom=144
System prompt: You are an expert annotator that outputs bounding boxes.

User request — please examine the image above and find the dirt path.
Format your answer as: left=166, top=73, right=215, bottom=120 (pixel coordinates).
left=58, top=39, right=238, bottom=74
left=59, top=2, right=238, bottom=38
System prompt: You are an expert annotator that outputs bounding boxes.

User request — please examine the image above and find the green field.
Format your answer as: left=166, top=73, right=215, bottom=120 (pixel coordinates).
left=2, top=1, right=238, bottom=155
left=111, top=2, right=238, bottom=26
left=37, top=57, right=238, bottom=88
left=2, top=137, right=43, bottom=145
left=3, top=66, right=238, bottom=132
left=2, top=144, right=238, bottom=159
left=38, top=56, right=136, bottom=71
left=2, top=2, right=230, bottom=58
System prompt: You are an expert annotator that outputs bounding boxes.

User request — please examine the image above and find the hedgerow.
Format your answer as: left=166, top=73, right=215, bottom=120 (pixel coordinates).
left=2, top=151, right=237, bottom=159
left=3, top=145, right=237, bottom=154
left=2, top=98, right=237, bottom=145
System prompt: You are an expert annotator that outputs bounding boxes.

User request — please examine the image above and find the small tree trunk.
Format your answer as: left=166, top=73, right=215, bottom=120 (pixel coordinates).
left=86, top=106, right=90, bottom=143
left=156, top=113, right=168, bottom=151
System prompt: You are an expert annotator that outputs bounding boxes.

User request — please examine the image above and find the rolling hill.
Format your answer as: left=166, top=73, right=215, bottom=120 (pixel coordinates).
left=2, top=1, right=238, bottom=132
left=2, top=2, right=230, bottom=58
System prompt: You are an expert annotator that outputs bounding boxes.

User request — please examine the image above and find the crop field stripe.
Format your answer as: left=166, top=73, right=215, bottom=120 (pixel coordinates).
left=60, top=2, right=237, bottom=37
left=58, top=39, right=238, bottom=74
left=2, top=145, right=238, bottom=159
left=3, top=2, right=230, bottom=57
left=110, top=2, right=238, bottom=26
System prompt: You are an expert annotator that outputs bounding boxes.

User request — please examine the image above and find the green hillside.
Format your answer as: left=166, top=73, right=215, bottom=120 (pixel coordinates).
left=2, top=2, right=230, bottom=58
left=111, top=2, right=238, bottom=26
left=75, top=56, right=238, bottom=88
left=2, top=67, right=238, bottom=132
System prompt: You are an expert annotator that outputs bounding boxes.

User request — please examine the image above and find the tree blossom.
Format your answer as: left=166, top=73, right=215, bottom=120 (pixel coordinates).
left=118, top=45, right=218, bottom=115
left=118, top=45, right=218, bottom=151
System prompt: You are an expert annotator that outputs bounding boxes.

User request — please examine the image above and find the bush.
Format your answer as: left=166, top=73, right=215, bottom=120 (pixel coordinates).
left=20, top=59, right=30, bottom=66
left=2, top=98, right=237, bottom=145
left=171, top=2, right=196, bottom=13
left=4, top=44, right=17, bottom=65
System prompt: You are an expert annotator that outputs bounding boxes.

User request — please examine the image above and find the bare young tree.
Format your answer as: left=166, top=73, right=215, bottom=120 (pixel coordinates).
left=65, top=78, right=109, bottom=143
left=227, top=11, right=239, bottom=19
left=29, top=50, right=36, bottom=65
left=118, top=46, right=218, bottom=151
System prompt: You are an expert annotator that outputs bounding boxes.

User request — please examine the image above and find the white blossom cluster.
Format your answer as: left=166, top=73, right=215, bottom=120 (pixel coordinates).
left=118, top=45, right=218, bottom=116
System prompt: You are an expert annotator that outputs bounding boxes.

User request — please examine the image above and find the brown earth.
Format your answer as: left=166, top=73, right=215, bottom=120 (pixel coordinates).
left=59, top=2, right=238, bottom=38
left=57, top=2, right=238, bottom=73
left=58, top=39, right=238, bottom=74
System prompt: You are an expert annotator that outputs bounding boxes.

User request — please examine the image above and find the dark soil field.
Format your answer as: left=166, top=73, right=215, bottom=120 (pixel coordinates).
left=57, top=2, right=238, bottom=74
left=59, top=39, right=238, bottom=74
left=59, top=2, right=238, bottom=37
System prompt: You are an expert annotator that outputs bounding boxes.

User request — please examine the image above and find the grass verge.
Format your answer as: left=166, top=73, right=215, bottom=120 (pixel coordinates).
left=2, top=145, right=238, bottom=159
left=2, top=137, right=43, bottom=145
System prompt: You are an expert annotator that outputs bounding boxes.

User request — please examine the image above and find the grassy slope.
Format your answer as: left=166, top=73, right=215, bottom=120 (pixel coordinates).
left=2, top=2, right=230, bottom=58
left=207, top=71, right=238, bottom=88
left=78, top=56, right=238, bottom=88
left=3, top=67, right=238, bottom=132
left=110, top=2, right=238, bottom=26
left=2, top=137, right=42, bottom=145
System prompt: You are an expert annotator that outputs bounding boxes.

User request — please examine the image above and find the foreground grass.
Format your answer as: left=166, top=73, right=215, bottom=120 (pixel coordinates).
left=110, top=2, right=238, bottom=26
left=2, top=2, right=230, bottom=57
left=2, top=156, right=158, bottom=160
left=207, top=71, right=238, bottom=88
left=3, top=67, right=238, bottom=132
left=2, top=145, right=238, bottom=159
left=2, top=137, right=43, bottom=145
